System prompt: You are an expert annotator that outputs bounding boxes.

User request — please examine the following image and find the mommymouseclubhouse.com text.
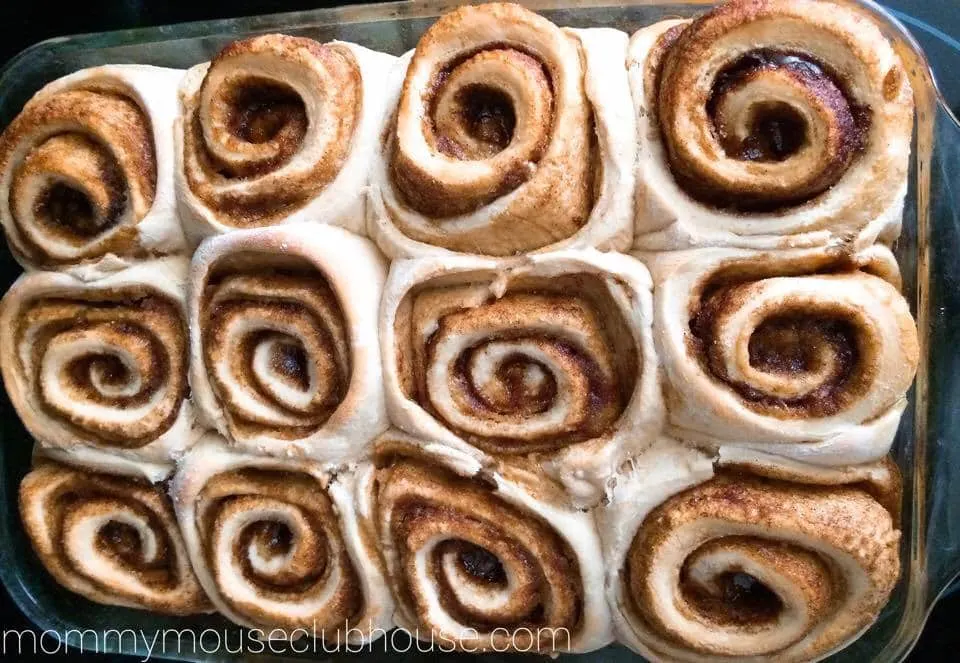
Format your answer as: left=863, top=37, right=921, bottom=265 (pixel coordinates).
left=1, top=624, right=573, bottom=660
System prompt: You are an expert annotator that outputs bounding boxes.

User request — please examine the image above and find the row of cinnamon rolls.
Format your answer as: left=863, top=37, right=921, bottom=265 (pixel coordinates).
left=0, top=224, right=918, bottom=499
left=0, top=0, right=912, bottom=274
left=0, top=0, right=919, bottom=661
left=20, top=432, right=902, bottom=662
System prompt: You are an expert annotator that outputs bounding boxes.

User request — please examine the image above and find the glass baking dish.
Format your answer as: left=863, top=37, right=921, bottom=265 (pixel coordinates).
left=0, top=0, right=957, bottom=661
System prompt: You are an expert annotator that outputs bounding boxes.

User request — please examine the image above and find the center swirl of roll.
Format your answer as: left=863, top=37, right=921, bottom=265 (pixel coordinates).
left=202, top=270, right=350, bottom=441
left=654, top=2, right=874, bottom=210
left=378, top=460, right=583, bottom=645
left=691, top=277, right=877, bottom=418
left=196, top=469, right=362, bottom=631
left=182, top=34, right=361, bottom=226
left=399, top=285, right=630, bottom=453
left=15, top=291, right=187, bottom=447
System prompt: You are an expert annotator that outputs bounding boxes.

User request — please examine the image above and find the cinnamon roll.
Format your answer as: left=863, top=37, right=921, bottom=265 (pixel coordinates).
left=189, top=225, right=388, bottom=461
left=600, top=439, right=901, bottom=662
left=19, top=458, right=209, bottom=614
left=176, top=34, right=394, bottom=240
left=372, top=433, right=612, bottom=653
left=0, top=258, right=193, bottom=479
left=629, top=0, right=913, bottom=251
left=0, top=65, right=186, bottom=272
left=380, top=249, right=662, bottom=505
left=369, top=2, right=636, bottom=258
left=172, top=434, right=393, bottom=642
left=643, top=245, right=919, bottom=466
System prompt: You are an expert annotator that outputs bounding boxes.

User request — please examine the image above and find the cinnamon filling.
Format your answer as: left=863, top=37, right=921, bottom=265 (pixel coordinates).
left=401, top=278, right=634, bottom=454
left=437, top=85, right=517, bottom=159
left=20, top=294, right=187, bottom=447
left=689, top=269, right=869, bottom=418
left=270, top=340, right=310, bottom=392
left=202, top=262, right=351, bottom=441
left=682, top=568, right=784, bottom=626
left=99, top=520, right=146, bottom=566
left=457, top=542, right=508, bottom=587
left=659, top=42, right=872, bottom=211
left=226, top=80, right=307, bottom=146
left=36, top=183, right=107, bottom=237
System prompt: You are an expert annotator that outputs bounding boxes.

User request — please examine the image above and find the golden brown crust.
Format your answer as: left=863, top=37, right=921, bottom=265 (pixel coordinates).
left=0, top=83, right=156, bottom=267
left=192, top=467, right=364, bottom=631
left=374, top=453, right=588, bottom=652
left=19, top=461, right=209, bottom=614
left=383, top=3, right=596, bottom=255
left=623, top=472, right=900, bottom=661
left=181, top=34, right=361, bottom=227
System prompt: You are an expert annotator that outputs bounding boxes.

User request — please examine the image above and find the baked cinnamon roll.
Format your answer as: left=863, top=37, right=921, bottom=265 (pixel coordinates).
left=372, top=433, right=612, bottom=653
left=0, top=65, right=186, bottom=272
left=380, top=249, right=662, bottom=505
left=630, top=0, right=913, bottom=250
left=172, top=434, right=393, bottom=642
left=643, top=245, right=918, bottom=466
left=176, top=34, right=394, bottom=240
left=0, top=258, right=193, bottom=480
left=369, top=2, right=636, bottom=257
left=600, top=439, right=901, bottom=663
left=19, top=458, right=209, bottom=614
left=189, top=225, right=388, bottom=461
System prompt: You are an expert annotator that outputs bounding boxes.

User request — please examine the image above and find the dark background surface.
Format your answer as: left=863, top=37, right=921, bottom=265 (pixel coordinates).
left=0, top=0, right=955, bottom=661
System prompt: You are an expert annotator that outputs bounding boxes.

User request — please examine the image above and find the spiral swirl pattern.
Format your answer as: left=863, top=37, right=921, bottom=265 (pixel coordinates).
left=19, top=461, right=208, bottom=614
left=190, top=467, right=363, bottom=632
left=179, top=34, right=363, bottom=230
left=374, top=445, right=610, bottom=653
left=372, top=3, right=635, bottom=256
left=0, top=262, right=190, bottom=458
left=202, top=270, right=349, bottom=441
left=190, top=225, right=388, bottom=462
left=630, top=0, right=913, bottom=250
left=0, top=76, right=159, bottom=267
left=621, top=473, right=899, bottom=662
left=647, top=246, right=918, bottom=463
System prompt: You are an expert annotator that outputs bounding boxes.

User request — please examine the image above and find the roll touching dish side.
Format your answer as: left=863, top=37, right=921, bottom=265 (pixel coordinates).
left=19, top=456, right=210, bottom=614
left=629, top=0, right=913, bottom=250
left=642, top=244, right=919, bottom=468
left=171, top=434, right=393, bottom=643
left=601, top=439, right=901, bottom=663
left=0, top=258, right=195, bottom=481
left=370, top=432, right=612, bottom=654
left=0, top=65, right=187, bottom=274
